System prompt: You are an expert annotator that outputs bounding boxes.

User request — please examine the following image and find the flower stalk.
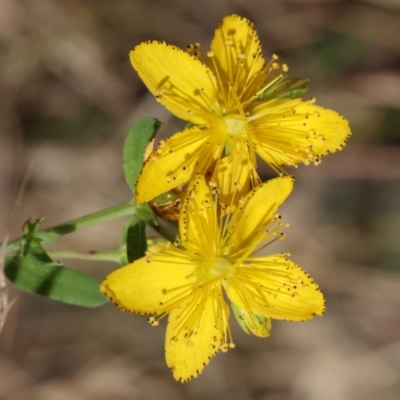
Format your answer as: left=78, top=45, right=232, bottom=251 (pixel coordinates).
left=3, top=200, right=176, bottom=256
left=47, top=250, right=123, bottom=264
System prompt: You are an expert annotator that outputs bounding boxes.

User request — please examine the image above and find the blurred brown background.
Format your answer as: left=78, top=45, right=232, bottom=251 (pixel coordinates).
left=1, top=0, right=400, bottom=399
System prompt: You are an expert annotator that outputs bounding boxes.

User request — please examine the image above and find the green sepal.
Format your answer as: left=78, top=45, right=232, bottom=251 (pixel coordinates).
left=184, top=121, right=195, bottom=129
left=258, top=77, right=309, bottom=101
left=231, top=302, right=272, bottom=337
left=231, top=302, right=251, bottom=334
left=125, top=214, right=147, bottom=263
left=5, top=219, right=108, bottom=308
left=151, top=191, right=181, bottom=206
left=121, top=203, right=159, bottom=264
left=123, top=117, right=161, bottom=190
left=135, top=203, right=157, bottom=224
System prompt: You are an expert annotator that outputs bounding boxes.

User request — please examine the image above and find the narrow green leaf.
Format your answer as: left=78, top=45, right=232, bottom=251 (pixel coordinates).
left=5, top=219, right=108, bottom=307
left=5, top=249, right=108, bottom=308
left=123, top=117, right=161, bottom=190
left=126, top=214, right=147, bottom=263
left=258, top=78, right=309, bottom=101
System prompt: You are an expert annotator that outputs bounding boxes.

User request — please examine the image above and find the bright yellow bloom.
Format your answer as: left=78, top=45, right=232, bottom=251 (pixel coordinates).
left=101, top=176, right=325, bottom=382
left=131, top=14, right=351, bottom=203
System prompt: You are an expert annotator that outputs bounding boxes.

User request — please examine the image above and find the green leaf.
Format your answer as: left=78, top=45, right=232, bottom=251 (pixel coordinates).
left=258, top=77, right=309, bottom=101
left=125, top=214, right=147, bottom=263
left=5, top=219, right=108, bottom=308
left=123, top=117, right=161, bottom=190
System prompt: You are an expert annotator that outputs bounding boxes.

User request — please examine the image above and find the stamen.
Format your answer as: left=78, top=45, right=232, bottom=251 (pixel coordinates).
left=207, top=50, right=229, bottom=109
left=155, top=80, right=219, bottom=123
left=228, top=275, right=270, bottom=313
left=238, top=47, right=263, bottom=99
left=218, top=177, right=241, bottom=252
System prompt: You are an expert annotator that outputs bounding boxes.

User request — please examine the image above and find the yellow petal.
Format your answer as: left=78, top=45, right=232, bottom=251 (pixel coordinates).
left=136, top=126, right=225, bottom=203
left=130, top=41, right=218, bottom=125
left=179, top=175, right=218, bottom=256
left=226, top=176, right=294, bottom=260
left=208, top=15, right=265, bottom=103
left=297, top=103, right=351, bottom=157
left=225, top=255, right=326, bottom=321
left=165, top=285, right=228, bottom=382
left=100, top=247, right=196, bottom=314
left=213, top=154, right=252, bottom=208
left=250, top=100, right=351, bottom=166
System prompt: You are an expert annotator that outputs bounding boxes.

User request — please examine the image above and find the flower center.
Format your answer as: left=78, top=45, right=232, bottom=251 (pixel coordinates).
left=210, top=257, right=234, bottom=278
left=223, top=113, right=247, bottom=136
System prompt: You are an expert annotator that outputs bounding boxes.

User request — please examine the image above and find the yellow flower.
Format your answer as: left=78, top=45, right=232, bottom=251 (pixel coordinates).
left=101, top=176, right=325, bottom=382
left=131, top=14, right=351, bottom=203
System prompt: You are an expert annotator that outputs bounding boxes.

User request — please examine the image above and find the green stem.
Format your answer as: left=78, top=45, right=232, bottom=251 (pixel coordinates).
left=4, top=199, right=177, bottom=255
left=47, top=250, right=122, bottom=264
left=6, top=200, right=135, bottom=252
